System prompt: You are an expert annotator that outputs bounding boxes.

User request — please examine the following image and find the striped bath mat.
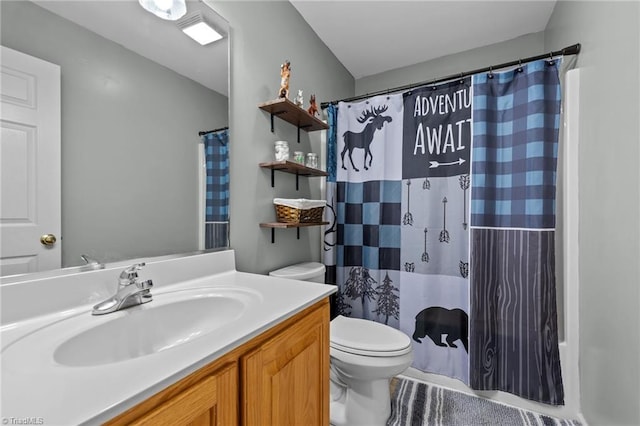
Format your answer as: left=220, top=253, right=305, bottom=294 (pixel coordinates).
left=387, top=377, right=582, bottom=426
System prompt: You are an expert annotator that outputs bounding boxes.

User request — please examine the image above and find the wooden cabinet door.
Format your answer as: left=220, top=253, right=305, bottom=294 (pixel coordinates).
left=242, top=302, right=330, bottom=426
left=110, top=363, right=238, bottom=426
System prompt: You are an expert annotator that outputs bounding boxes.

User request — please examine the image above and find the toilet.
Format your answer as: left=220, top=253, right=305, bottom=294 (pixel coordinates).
left=269, top=262, right=414, bottom=426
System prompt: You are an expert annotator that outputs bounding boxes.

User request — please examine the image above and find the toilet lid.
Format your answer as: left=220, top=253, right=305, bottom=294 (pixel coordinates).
left=268, top=262, right=325, bottom=280
left=330, top=315, right=412, bottom=357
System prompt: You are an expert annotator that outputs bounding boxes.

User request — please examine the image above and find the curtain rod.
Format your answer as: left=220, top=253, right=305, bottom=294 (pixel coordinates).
left=198, top=126, right=229, bottom=136
left=320, top=43, right=580, bottom=109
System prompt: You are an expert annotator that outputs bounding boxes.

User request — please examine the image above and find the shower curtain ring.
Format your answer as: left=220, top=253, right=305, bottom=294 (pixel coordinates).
left=517, top=59, right=523, bottom=73
left=488, top=66, right=494, bottom=79
left=548, top=52, right=555, bottom=65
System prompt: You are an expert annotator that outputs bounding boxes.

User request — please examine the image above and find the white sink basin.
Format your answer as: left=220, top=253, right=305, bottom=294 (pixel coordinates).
left=2, top=287, right=261, bottom=368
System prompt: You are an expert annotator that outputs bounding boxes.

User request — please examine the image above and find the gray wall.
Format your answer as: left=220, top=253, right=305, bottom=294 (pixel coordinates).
left=545, top=2, right=640, bottom=425
left=212, top=1, right=354, bottom=274
left=1, top=1, right=229, bottom=267
left=356, top=32, right=544, bottom=95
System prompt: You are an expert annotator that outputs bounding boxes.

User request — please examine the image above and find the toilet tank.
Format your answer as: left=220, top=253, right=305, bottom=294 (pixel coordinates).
left=269, top=262, right=326, bottom=283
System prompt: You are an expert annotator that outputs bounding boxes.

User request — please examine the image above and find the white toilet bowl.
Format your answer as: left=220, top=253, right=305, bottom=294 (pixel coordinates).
left=329, top=315, right=413, bottom=426
left=269, top=263, right=414, bottom=426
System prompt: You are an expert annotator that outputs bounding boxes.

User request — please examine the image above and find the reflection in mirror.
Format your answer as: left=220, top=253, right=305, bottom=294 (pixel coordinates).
left=0, top=0, right=230, bottom=277
left=200, top=127, right=229, bottom=250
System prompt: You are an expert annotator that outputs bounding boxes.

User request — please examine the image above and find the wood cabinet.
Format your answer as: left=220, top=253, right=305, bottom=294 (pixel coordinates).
left=242, top=301, right=329, bottom=425
left=126, top=363, right=237, bottom=426
left=106, top=299, right=330, bottom=426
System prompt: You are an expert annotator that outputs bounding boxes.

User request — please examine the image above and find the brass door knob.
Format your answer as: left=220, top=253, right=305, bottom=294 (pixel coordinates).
left=40, top=234, right=57, bottom=246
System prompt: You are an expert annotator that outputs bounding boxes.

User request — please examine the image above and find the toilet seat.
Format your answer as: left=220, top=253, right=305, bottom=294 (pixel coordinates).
left=330, top=316, right=412, bottom=357
left=269, top=262, right=325, bottom=280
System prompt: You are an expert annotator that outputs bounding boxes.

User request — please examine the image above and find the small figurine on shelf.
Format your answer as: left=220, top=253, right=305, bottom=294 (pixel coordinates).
left=295, top=90, right=304, bottom=107
left=308, top=94, right=319, bottom=117
left=279, top=60, right=291, bottom=99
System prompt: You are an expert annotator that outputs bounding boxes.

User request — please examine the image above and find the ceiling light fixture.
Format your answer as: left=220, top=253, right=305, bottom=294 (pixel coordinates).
left=138, top=0, right=186, bottom=21
left=177, top=12, right=223, bottom=46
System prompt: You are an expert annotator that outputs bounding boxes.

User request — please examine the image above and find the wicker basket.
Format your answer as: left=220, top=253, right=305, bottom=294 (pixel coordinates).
left=274, top=199, right=326, bottom=223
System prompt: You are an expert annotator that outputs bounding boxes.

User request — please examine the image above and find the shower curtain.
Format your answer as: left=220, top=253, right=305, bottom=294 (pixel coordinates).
left=324, top=59, right=564, bottom=405
left=202, top=129, right=229, bottom=249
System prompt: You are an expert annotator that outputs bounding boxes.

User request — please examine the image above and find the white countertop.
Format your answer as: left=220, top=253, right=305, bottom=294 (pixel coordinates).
left=0, top=250, right=335, bottom=425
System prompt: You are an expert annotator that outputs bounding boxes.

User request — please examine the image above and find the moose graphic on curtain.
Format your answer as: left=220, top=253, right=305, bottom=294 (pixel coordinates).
left=340, top=105, right=393, bottom=171
left=324, top=58, right=565, bottom=405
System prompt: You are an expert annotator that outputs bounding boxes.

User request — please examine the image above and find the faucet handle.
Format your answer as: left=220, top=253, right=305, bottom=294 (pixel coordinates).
left=137, top=279, right=153, bottom=290
left=80, top=254, right=104, bottom=270
left=119, top=262, right=146, bottom=283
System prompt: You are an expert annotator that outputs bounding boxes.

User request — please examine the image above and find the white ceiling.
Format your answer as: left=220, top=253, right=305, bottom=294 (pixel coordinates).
left=30, top=1, right=556, bottom=96
left=291, top=0, right=557, bottom=79
left=33, top=0, right=229, bottom=96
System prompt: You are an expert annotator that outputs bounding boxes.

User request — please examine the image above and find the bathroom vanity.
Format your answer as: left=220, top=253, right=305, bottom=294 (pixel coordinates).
left=107, top=299, right=329, bottom=425
left=0, top=250, right=335, bottom=425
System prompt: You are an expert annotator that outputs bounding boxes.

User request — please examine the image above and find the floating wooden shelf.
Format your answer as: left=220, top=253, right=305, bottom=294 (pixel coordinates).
left=258, top=99, right=329, bottom=242
left=260, top=221, right=329, bottom=229
left=258, top=98, right=328, bottom=142
left=259, top=160, right=328, bottom=176
left=259, top=160, right=328, bottom=190
left=260, top=221, right=329, bottom=244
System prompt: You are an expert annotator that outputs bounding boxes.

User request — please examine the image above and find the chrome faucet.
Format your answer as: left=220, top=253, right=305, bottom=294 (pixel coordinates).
left=92, top=262, right=153, bottom=315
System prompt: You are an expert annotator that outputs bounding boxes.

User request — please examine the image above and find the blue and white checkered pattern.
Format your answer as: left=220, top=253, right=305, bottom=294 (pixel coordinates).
left=203, top=129, right=229, bottom=223
left=336, top=180, right=401, bottom=270
left=471, top=59, right=561, bottom=229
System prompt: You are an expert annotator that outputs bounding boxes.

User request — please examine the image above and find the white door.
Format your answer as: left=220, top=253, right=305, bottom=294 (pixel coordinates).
left=0, top=46, right=61, bottom=276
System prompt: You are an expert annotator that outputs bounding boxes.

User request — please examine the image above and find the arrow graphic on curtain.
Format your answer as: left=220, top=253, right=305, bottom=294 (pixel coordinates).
left=429, top=158, right=466, bottom=168
left=439, top=197, right=450, bottom=243
left=403, top=180, right=414, bottom=226
left=421, top=228, right=430, bottom=263
left=459, top=174, right=470, bottom=230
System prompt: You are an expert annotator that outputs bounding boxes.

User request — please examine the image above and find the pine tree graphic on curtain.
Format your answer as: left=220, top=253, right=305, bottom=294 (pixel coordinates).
left=373, top=272, right=400, bottom=325
left=344, top=266, right=378, bottom=307
left=335, top=287, right=352, bottom=316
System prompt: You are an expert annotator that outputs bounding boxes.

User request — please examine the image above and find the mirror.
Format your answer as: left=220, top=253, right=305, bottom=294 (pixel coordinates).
left=0, top=0, right=229, bottom=275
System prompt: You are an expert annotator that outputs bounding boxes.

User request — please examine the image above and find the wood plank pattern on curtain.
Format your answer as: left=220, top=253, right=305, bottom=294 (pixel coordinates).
left=470, top=229, right=564, bottom=405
